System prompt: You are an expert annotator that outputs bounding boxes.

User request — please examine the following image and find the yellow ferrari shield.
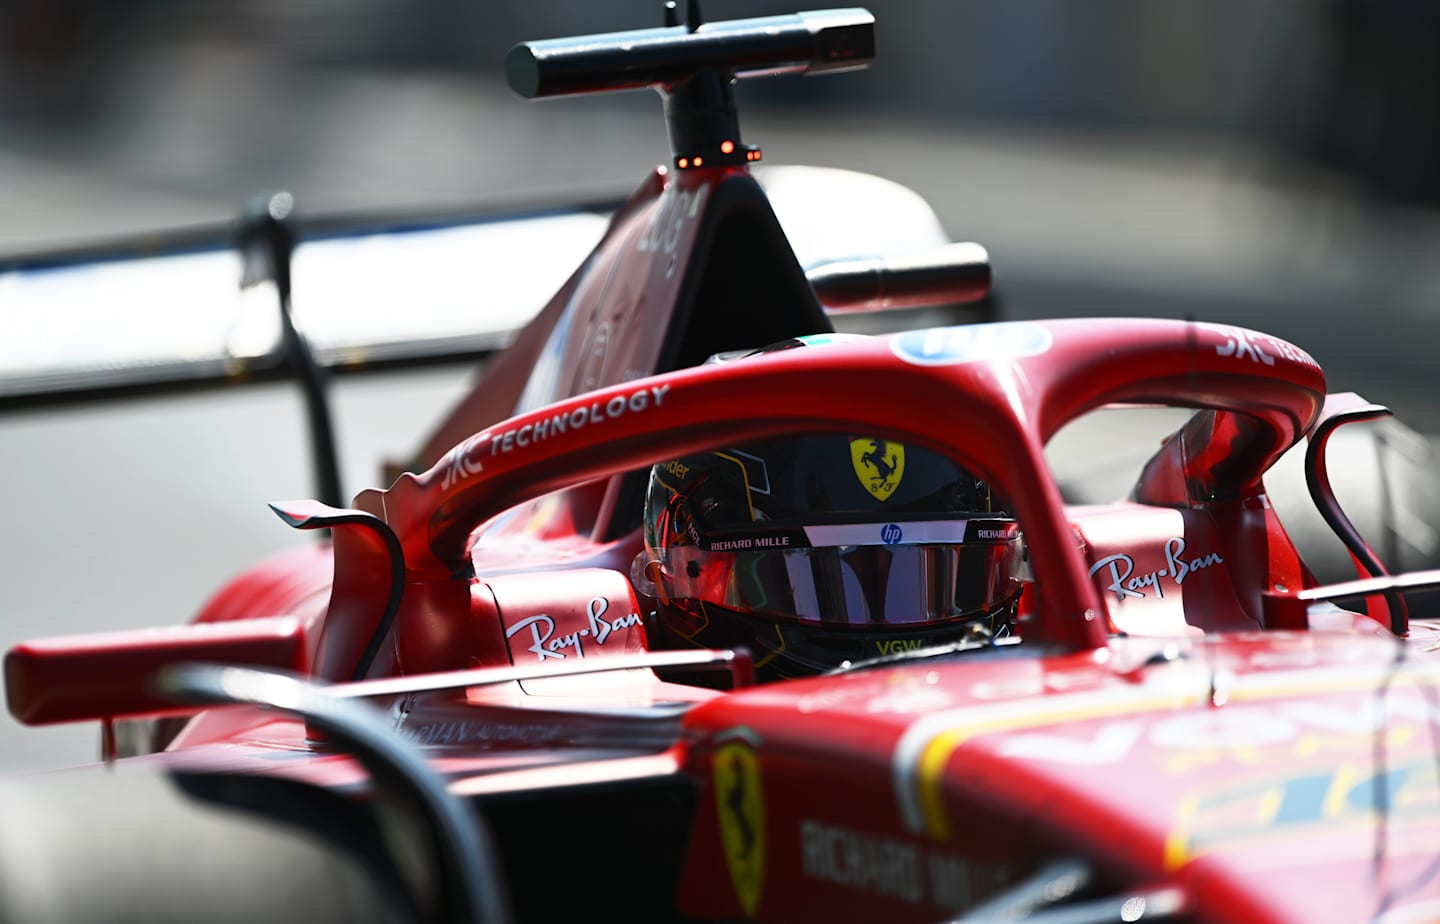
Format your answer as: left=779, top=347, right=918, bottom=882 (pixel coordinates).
left=850, top=437, right=905, bottom=501
left=714, top=740, right=766, bottom=917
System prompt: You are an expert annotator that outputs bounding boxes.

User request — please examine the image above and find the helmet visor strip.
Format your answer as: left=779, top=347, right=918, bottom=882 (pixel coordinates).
left=660, top=519, right=1023, bottom=627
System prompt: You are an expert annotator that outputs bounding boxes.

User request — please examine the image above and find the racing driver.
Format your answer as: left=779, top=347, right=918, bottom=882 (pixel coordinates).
left=636, top=430, right=1026, bottom=683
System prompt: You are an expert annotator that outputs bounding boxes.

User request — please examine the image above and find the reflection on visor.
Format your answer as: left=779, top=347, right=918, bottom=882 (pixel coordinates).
left=697, top=518, right=1018, bottom=552
left=662, top=539, right=1022, bottom=627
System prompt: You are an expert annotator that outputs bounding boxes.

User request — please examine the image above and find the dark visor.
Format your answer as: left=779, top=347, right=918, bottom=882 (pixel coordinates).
left=660, top=523, right=1023, bottom=627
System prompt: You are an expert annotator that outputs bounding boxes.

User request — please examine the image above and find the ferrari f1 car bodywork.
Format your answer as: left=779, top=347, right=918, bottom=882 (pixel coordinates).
left=5, top=7, right=1440, bottom=924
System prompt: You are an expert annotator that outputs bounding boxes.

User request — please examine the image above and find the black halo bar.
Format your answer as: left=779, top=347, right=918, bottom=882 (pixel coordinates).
left=506, top=8, right=874, bottom=170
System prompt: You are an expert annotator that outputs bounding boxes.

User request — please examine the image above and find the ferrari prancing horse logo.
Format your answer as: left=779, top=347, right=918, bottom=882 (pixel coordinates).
left=714, top=737, right=766, bottom=917
left=850, top=438, right=905, bottom=502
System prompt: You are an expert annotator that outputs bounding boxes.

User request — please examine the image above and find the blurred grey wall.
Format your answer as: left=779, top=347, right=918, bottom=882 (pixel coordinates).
left=6, top=1, right=1434, bottom=213
left=0, top=2, right=1386, bottom=137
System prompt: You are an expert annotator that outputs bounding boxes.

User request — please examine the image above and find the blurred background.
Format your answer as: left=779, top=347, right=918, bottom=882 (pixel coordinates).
left=3, top=1, right=1440, bottom=771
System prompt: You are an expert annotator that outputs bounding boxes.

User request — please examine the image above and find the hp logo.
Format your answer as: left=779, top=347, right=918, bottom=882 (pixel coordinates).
left=881, top=523, right=903, bottom=545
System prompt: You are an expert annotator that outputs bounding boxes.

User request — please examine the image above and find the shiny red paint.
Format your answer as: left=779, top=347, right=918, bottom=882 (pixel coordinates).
left=677, top=634, right=1440, bottom=922
left=356, top=315, right=1323, bottom=655
left=5, top=617, right=309, bottom=725
left=7, top=153, right=1437, bottom=924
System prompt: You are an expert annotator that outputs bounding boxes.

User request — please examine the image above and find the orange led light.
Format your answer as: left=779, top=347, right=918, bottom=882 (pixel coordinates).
left=720, top=140, right=735, bottom=155
left=694, top=156, right=704, bottom=167
left=677, top=158, right=689, bottom=169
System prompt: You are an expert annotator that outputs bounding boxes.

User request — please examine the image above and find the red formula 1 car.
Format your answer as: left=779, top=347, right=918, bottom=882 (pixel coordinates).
left=5, top=7, right=1440, bottom=924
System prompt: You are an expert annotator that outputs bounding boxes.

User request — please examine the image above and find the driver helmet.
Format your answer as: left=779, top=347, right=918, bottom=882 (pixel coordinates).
left=639, top=431, right=1025, bottom=682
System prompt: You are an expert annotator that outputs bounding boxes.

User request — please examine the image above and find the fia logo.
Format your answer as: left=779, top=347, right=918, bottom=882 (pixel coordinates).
left=851, top=437, right=905, bottom=501
left=881, top=523, right=903, bottom=545
left=891, top=322, right=1053, bottom=366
